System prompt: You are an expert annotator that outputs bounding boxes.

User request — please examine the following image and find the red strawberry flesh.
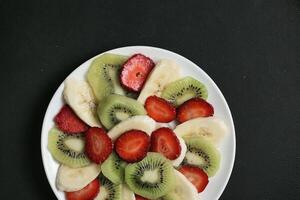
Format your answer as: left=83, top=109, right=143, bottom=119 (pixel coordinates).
left=178, top=165, right=209, bottom=193
left=177, top=98, right=214, bottom=123
left=66, top=178, right=100, bottom=200
left=150, top=127, right=181, bottom=160
left=135, top=194, right=149, bottom=200
left=120, top=54, right=155, bottom=92
left=85, top=127, right=113, bottom=164
left=145, top=96, right=176, bottom=123
left=54, top=105, right=89, bottom=133
left=115, top=130, right=150, bottom=163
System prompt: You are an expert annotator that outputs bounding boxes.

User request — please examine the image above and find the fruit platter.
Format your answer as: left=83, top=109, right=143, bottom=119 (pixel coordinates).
left=41, top=46, right=235, bottom=200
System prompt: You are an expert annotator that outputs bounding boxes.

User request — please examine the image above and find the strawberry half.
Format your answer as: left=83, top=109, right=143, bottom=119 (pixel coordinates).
left=115, top=130, right=150, bottom=163
left=85, top=127, right=113, bottom=164
left=135, top=195, right=149, bottom=200
left=178, top=165, right=209, bottom=193
left=145, top=96, right=176, bottom=123
left=150, top=127, right=181, bottom=160
left=177, top=98, right=214, bottom=123
left=54, top=105, right=89, bottom=133
left=120, top=54, right=155, bottom=92
left=66, top=178, right=100, bottom=200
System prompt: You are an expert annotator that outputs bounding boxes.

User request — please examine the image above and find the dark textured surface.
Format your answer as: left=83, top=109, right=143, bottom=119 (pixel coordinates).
left=0, top=0, right=299, bottom=199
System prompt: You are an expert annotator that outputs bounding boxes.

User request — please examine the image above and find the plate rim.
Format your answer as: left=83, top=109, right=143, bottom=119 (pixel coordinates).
left=41, top=45, right=236, bottom=200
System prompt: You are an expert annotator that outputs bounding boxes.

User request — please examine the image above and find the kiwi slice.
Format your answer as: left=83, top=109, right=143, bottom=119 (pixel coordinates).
left=87, top=53, right=129, bottom=102
left=101, top=152, right=127, bottom=184
left=47, top=128, right=90, bottom=168
left=97, top=94, right=146, bottom=129
left=94, top=175, right=121, bottom=200
left=161, top=194, right=180, bottom=200
left=161, top=76, right=208, bottom=106
left=183, top=137, right=220, bottom=177
left=125, top=152, right=175, bottom=199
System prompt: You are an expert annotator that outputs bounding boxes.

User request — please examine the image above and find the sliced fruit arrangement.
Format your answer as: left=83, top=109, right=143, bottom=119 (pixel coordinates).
left=137, top=59, right=181, bottom=104
left=115, top=130, right=150, bottom=163
left=48, top=128, right=90, bottom=168
left=97, top=94, right=146, bottom=130
left=174, top=116, right=228, bottom=145
left=150, top=127, right=181, bottom=160
left=94, top=175, right=121, bottom=200
left=178, top=165, right=209, bottom=193
left=101, top=152, right=127, bottom=184
left=120, top=54, right=155, bottom=92
left=55, top=105, right=89, bottom=134
left=171, top=136, right=187, bottom=167
left=176, top=97, right=214, bottom=123
left=65, top=178, right=100, bottom=200
left=47, top=53, right=230, bottom=200
left=161, top=170, right=198, bottom=200
left=145, top=96, right=176, bottom=123
left=87, top=53, right=128, bottom=102
left=183, top=137, right=221, bottom=177
left=107, top=115, right=156, bottom=141
left=125, top=153, right=175, bottom=199
left=85, top=127, right=113, bottom=164
left=63, top=78, right=101, bottom=127
left=161, top=76, right=208, bottom=107
left=56, top=163, right=101, bottom=192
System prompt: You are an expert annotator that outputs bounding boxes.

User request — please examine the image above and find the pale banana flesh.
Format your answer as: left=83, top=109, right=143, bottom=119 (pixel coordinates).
left=63, top=78, right=101, bottom=127
left=172, top=136, right=187, bottom=167
left=108, top=115, right=156, bottom=141
left=137, top=59, right=181, bottom=104
left=174, top=116, right=228, bottom=145
left=121, top=184, right=135, bottom=200
left=163, top=170, right=199, bottom=200
left=155, top=122, right=176, bottom=130
left=56, top=163, right=101, bottom=192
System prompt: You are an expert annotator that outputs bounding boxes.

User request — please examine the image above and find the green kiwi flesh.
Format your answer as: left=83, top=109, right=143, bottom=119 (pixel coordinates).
left=183, top=137, right=220, bottom=177
left=101, top=152, right=127, bottom=184
left=47, top=128, right=90, bottom=168
left=87, top=53, right=128, bottom=102
left=125, top=152, right=175, bottom=199
left=161, top=193, right=181, bottom=200
left=95, top=175, right=121, bottom=200
left=161, top=76, right=208, bottom=106
left=97, top=94, right=146, bottom=129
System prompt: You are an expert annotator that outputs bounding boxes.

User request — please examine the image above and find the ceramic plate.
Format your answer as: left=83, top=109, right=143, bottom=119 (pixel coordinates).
left=41, top=46, right=235, bottom=200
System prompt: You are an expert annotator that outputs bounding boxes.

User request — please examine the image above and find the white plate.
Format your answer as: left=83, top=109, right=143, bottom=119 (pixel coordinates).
left=41, top=46, right=235, bottom=200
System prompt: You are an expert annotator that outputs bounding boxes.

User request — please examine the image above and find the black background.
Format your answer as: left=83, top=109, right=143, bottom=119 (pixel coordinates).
left=0, top=0, right=299, bottom=199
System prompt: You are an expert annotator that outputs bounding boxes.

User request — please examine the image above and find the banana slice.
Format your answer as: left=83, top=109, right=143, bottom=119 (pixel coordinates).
left=108, top=115, right=156, bottom=141
left=172, top=136, right=187, bottom=167
left=174, top=117, right=228, bottom=145
left=137, top=59, right=181, bottom=104
left=163, top=170, right=198, bottom=200
left=63, top=78, right=101, bottom=127
left=121, top=184, right=135, bottom=200
left=155, top=122, right=176, bottom=130
left=56, top=163, right=101, bottom=192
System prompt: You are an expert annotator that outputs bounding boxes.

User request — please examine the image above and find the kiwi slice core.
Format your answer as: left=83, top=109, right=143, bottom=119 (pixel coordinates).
left=125, top=153, right=175, bottom=199
left=183, top=137, right=220, bottom=177
left=47, top=128, right=90, bottom=168
left=161, top=76, right=208, bottom=106
left=63, top=137, right=85, bottom=152
left=97, top=94, right=146, bottom=129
